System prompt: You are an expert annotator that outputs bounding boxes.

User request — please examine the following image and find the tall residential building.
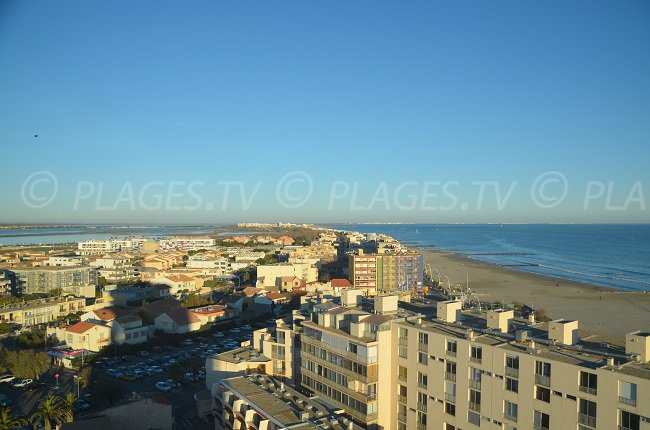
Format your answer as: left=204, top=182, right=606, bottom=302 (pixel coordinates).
left=78, top=238, right=145, bottom=255
left=0, top=297, right=86, bottom=327
left=348, top=252, right=424, bottom=293
left=8, top=266, right=97, bottom=294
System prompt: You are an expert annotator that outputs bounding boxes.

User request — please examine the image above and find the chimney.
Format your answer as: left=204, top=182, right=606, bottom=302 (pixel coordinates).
left=528, top=313, right=536, bottom=324
left=606, top=357, right=615, bottom=367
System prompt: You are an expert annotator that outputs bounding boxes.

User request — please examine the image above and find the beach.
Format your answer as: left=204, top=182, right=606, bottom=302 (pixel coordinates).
left=419, top=248, right=650, bottom=338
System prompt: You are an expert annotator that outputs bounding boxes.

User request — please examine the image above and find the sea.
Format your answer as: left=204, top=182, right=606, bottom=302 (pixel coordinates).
left=329, top=224, right=650, bottom=292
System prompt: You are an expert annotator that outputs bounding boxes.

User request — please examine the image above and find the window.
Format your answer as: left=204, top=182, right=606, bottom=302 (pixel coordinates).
left=445, top=401, right=456, bottom=416
left=505, top=355, right=519, bottom=377
left=418, top=332, right=428, bottom=344
left=399, top=346, right=408, bottom=358
left=578, top=398, right=597, bottom=428
left=620, top=410, right=640, bottom=430
left=471, top=346, right=482, bottom=363
left=399, top=327, right=408, bottom=340
left=398, top=385, right=407, bottom=403
left=469, top=389, right=481, bottom=412
left=417, top=411, right=427, bottom=426
left=349, top=343, right=358, bottom=354
left=535, top=361, right=551, bottom=386
left=579, top=371, right=597, bottom=395
left=535, top=386, right=551, bottom=403
left=445, top=361, right=456, bottom=381
left=470, top=367, right=482, bottom=389
left=417, top=371, right=427, bottom=389
left=418, top=351, right=428, bottom=365
left=398, top=365, right=408, bottom=381
left=446, top=340, right=457, bottom=356
left=504, top=400, right=518, bottom=422
left=533, top=411, right=549, bottom=430
left=417, top=391, right=428, bottom=407
left=445, top=382, right=456, bottom=403
left=505, top=377, right=519, bottom=393
left=619, top=381, right=637, bottom=406
left=468, top=410, right=481, bottom=426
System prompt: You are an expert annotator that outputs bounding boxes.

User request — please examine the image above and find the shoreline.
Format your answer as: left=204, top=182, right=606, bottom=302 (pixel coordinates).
left=416, top=247, right=650, bottom=337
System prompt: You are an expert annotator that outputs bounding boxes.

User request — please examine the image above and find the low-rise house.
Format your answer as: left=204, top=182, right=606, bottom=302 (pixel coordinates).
left=220, top=294, right=245, bottom=311
left=152, top=275, right=196, bottom=296
left=190, top=304, right=228, bottom=324
left=154, top=308, right=202, bottom=334
left=50, top=321, right=112, bottom=352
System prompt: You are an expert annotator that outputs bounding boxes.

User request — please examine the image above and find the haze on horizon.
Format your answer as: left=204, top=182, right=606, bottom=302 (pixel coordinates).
left=0, top=0, right=648, bottom=225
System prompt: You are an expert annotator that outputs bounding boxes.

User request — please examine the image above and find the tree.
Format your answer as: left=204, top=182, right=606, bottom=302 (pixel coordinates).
left=89, top=380, right=125, bottom=405
left=167, top=363, right=184, bottom=382
left=0, top=324, right=13, bottom=335
left=62, top=392, right=75, bottom=423
left=5, top=350, right=50, bottom=379
left=0, top=407, right=26, bottom=430
left=78, top=367, right=92, bottom=389
left=30, top=395, right=66, bottom=430
left=187, top=357, right=203, bottom=375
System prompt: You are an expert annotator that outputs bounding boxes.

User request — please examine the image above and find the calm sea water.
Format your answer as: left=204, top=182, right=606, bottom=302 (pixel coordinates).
left=0, top=226, right=215, bottom=246
left=329, top=224, right=650, bottom=292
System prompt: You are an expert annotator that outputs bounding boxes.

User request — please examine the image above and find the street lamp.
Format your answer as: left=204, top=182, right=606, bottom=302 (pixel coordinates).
left=73, top=375, right=80, bottom=398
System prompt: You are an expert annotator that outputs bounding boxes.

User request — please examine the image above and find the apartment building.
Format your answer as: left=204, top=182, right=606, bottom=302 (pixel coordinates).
left=0, top=271, right=11, bottom=295
left=252, top=317, right=299, bottom=386
left=78, top=238, right=145, bottom=255
left=158, top=237, right=216, bottom=251
left=391, top=302, right=649, bottom=430
left=298, top=291, right=401, bottom=429
left=0, top=297, right=86, bottom=327
left=211, top=373, right=361, bottom=430
left=43, top=256, right=84, bottom=267
left=7, top=266, right=97, bottom=294
left=348, top=252, right=423, bottom=294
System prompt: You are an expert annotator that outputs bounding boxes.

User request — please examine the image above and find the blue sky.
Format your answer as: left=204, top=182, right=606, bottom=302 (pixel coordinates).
left=0, top=0, right=648, bottom=224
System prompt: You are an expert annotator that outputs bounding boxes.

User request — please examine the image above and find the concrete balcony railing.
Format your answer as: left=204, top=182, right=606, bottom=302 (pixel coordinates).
left=579, top=385, right=597, bottom=395
left=446, top=350, right=456, bottom=357
left=578, top=413, right=596, bottom=428
left=397, top=412, right=407, bottom=422
left=398, top=395, right=407, bottom=404
left=417, top=402, right=427, bottom=412
left=470, top=356, right=482, bottom=364
left=618, top=396, right=636, bottom=407
left=469, top=379, right=481, bottom=390
left=504, top=413, right=517, bottom=422
left=398, top=337, right=408, bottom=347
left=444, top=393, right=456, bottom=403
left=505, top=367, right=519, bottom=378
left=468, top=401, right=481, bottom=413
left=417, top=381, right=427, bottom=389
left=418, top=343, right=428, bottom=352
left=535, top=374, right=551, bottom=387
left=445, top=372, right=456, bottom=382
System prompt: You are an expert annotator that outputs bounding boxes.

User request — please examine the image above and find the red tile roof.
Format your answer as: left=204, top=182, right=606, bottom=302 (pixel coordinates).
left=66, top=321, right=99, bottom=334
left=331, top=278, right=353, bottom=288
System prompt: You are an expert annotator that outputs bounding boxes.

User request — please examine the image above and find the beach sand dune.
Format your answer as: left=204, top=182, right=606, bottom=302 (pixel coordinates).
left=420, top=249, right=650, bottom=337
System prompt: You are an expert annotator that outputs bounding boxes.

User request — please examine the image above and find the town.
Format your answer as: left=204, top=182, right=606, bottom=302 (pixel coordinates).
left=0, top=224, right=646, bottom=430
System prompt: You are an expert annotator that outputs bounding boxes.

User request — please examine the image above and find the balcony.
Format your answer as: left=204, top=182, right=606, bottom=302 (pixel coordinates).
left=445, top=372, right=456, bottom=382
left=533, top=425, right=549, bottom=430
left=417, top=402, right=427, bottom=412
left=578, top=413, right=596, bottom=428
left=417, top=423, right=426, bottom=430
left=504, top=413, right=517, bottom=422
left=505, top=367, right=519, bottom=378
left=468, top=401, right=481, bottom=413
left=417, top=381, right=427, bottom=389
left=579, top=386, right=597, bottom=395
left=535, top=374, right=550, bottom=387
left=399, top=337, right=408, bottom=347
left=418, top=343, right=428, bottom=352
left=618, top=426, right=636, bottom=430
left=618, top=396, right=637, bottom=407
left=398, top=395, right=407, bottom=404
left=397, top=412, right=407, bottom=422
left=469, top=379, right=481, bottom=390
left=446, top=349, right=456, bottom=357
left=398, top=374, right=407, bottom=382
left=470, top=357, right=482, bottom=364
left=444, top=393, right=456, bottom=403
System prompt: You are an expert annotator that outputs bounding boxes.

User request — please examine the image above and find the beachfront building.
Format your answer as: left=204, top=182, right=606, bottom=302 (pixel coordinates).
left=348, top=251, right=424, bottom=294
left=0, top=297, right=86, bottom=327
left=391, top=304, right=650, bottom=430
left=78, top=238, right=145, bottom=255
left=298, top=291, right=400, bottom=429
left=6, top=266, right=97, bottom=295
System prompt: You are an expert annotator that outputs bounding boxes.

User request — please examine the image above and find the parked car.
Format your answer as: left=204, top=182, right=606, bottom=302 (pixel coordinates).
left=11, top=378, right=33, bottom=389
left=183, top=372, right=197, bottom=382
left=155, top=381, right=172, bottom=392
left=212, top=332, right=224, bottom=338
left=241, top=324, right=252, bottom=330
left=0, top=374, right=16, bottom=384
left=229, top=328, right=241, bottom=333
left=73, top=398, right=91, bottom=412
left=181, top=339, right=193, bottom=346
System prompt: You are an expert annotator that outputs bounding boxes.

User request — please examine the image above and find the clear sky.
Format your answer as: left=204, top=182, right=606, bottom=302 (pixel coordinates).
left=1, top=0, right=648, bottom=224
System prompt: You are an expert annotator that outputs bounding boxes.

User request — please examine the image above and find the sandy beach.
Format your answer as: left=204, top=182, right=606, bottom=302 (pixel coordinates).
left=419, top=248, right=650, bottom=338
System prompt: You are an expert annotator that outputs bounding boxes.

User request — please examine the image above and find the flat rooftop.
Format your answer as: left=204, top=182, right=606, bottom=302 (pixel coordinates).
left=212, top=347, right=270, bottom=364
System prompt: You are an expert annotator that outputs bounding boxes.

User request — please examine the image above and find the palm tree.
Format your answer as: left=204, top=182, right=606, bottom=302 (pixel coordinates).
left=62, top=391, right=76, bottom=423
left=0, top=407, right=26, bottom=430
left=30, top=395, right=65, bottom=430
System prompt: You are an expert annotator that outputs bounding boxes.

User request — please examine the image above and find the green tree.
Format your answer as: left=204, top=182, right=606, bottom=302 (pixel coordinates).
left=89, top=380, right=125, bottom=405
left=30, top=395, right=66, bottom=430
left=187, top=357, right=203, bottom=375
left=0, top=324, right=12, bottom=335
left=62, top=392, right=75, bottom=423
left=0, top=407, right=26, bottom=430
left=5, top=350, right=50, bottom=379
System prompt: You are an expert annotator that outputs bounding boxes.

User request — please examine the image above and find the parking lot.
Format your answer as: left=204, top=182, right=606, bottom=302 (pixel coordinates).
left=0, top=319, right=271, bottom=428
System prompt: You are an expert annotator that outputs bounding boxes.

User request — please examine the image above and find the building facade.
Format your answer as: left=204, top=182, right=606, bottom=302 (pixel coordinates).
left=8, top=266, right=96, bottom=294
left=348, top=252, right=424, bottom=294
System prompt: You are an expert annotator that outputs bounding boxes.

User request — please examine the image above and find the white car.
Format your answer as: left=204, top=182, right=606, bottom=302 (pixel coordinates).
left=155, top=381, right=172, bottom=392
left=0, top=375, right=16, bottom=384
left=212, top=332, right=224, bottom=338
left=12, top=378, right=33, bottom=388
left=229, top=328, right=241, bottom=333
left=181, top=339, right=194, bottom=346
left=241, top=325, right=252, bottom=330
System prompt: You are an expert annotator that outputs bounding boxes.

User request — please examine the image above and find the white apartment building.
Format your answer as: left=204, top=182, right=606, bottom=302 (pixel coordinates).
left=78, top=238, right=145, bottom=255
left=158, top=237, right=216, bottom=251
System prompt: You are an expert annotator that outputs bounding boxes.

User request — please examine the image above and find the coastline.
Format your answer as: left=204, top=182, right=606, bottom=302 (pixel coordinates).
left=417, top=247, right=650, bottom=337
